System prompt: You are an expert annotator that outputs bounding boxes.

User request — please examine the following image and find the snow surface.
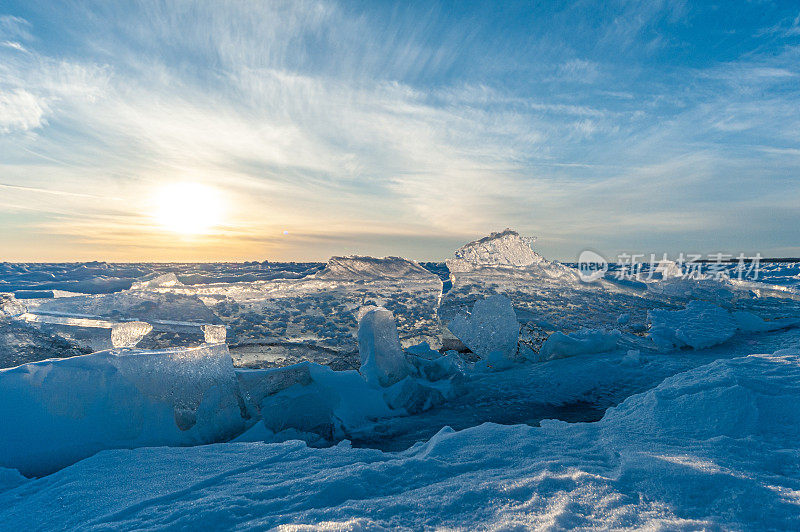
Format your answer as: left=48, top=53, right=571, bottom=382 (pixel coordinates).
left=2, top=350, right=800, bottom=529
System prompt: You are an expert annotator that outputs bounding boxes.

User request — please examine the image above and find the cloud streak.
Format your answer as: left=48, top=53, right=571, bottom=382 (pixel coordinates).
left=0, top=0, right=798, bottom=261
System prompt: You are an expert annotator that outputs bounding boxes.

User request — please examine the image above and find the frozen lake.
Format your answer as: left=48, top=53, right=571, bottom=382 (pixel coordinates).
left=3, top=230, right=800, bottom=529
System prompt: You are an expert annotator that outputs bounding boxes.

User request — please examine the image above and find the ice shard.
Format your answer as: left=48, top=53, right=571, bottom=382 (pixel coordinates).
left=111, top=321, right=153, bottom=348
left=358, top=307, right=410, bottom=386
left=447, top=294, right=519, bottom=360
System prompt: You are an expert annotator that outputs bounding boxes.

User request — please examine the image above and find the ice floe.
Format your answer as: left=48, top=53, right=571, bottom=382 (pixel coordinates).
left=537, top=328, right=621, bottom=360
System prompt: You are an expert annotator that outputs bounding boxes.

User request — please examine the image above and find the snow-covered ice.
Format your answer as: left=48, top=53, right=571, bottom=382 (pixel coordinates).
left=648, top=300, right=800, bottom=350
left=537, top=327, right=621, bottom=360
left=648, top=300, right=738, bottom=350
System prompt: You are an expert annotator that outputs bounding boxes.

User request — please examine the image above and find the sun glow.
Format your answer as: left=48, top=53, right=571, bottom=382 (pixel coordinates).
left=153, top=182, right=224, bottom=235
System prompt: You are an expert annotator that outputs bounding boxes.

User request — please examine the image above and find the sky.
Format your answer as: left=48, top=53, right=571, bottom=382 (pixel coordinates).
left=1, top=0, right=799, bottom=262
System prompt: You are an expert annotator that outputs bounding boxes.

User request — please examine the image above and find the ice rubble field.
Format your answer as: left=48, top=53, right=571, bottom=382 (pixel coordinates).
left=2, top=230, right=800, bottom=529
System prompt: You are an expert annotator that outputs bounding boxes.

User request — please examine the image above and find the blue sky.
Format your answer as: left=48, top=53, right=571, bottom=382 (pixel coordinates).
left=1, top=1, right=799, bottom=261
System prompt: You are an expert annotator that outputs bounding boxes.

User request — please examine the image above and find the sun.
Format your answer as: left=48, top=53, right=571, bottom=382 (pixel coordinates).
left=153, top=182, right=224, bottom=236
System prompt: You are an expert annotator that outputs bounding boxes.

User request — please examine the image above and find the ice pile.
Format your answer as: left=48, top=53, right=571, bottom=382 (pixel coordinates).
left=439, top=230, right=644, bottom=359
left=446, top=229, right=545, bottom=272
left=653, top=259, right=684, bottom=279
left=9, top=287, right=225, bottom=355
left=23, top=290, right=221, bottom=327
left=185, top=255, right=444, bottom=363
left=130, top=272, right=183, bottom=290
left=444, top=229, right=577, bottom=283
left=0, top=299, right=468, bottom=476
left=231, top=306, right=462, bottom=445
left=0, top=344, right=246, bottom=477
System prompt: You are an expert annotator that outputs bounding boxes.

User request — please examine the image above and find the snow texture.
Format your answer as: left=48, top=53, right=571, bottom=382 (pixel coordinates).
left=2, top=351, right=800, bottom=530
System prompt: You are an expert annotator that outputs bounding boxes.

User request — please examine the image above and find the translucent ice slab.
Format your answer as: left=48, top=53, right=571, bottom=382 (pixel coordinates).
left=0, top=343, right=246, bottom=477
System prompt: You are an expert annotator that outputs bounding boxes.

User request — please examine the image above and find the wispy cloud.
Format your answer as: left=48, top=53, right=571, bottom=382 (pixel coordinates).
left=0, top=1, right=799, bottom=260
left=0, top=88, right=46, bottom=132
